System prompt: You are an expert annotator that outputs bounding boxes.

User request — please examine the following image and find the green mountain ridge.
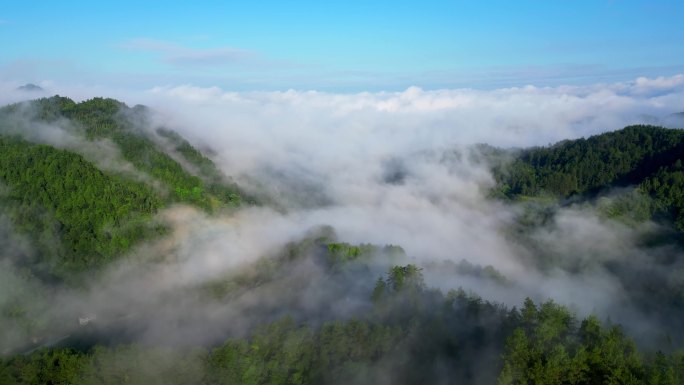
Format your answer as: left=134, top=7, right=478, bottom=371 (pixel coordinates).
left=0, top=96, right=249, bottom=278
left=494, top=125, right=684, bottom=230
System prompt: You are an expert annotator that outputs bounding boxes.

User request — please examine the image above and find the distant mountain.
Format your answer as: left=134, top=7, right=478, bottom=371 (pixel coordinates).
left=16, top=83, right=43, bottom=92
left=632, top=111, right=684, bottom=128
left=636, top=113, right=660, bottom=125
left=663, top=112, right=684, bottom=128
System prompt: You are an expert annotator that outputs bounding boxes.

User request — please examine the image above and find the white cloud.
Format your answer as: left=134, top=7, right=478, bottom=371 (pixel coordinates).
left=120, top=38, right=256, bottom=68
left=143, top=75, right=684, bottom=175
left=634, top=74, right=684, bottom=91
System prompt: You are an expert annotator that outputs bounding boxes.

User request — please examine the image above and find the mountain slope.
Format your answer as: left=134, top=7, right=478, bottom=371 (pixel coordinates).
left=0, top=136, right=163, bottom=274
left=23, top=96, right=246, bottom=209
left=494, top=125, right=684, bottom=229
left=0, top=96, right=249, bottom=278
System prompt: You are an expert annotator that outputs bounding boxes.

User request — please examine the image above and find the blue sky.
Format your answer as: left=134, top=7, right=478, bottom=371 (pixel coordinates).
left=1, top=0, right=683, bottom=91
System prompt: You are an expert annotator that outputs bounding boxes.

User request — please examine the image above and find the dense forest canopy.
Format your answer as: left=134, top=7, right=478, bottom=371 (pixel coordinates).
left=0, top=96, right=249, bottom=279
left=494, top=125, right=684, bottom=230
left=1, top=96, right=683, bottom=384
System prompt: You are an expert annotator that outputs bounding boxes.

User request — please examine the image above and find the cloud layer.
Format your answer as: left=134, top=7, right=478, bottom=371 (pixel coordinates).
left=137, top=75, right=684, bottom=184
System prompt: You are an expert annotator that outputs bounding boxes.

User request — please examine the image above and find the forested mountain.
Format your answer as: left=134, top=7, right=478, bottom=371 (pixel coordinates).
left=494, top=125, right=684, bottom=198
left=0, top=137, right=163, bottom=274
left=1, top=97, right=684, bottom=384
left=0, top=96, right=248, bottom=279
left=494, top=125, right=684, bottom=230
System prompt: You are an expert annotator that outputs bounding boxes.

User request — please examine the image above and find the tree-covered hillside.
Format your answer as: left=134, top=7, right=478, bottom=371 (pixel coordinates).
left=494, top=125, right=684, bottom=229
left=0, top=136, right=163, bottom=274
left=16, top=96, right=246, bottom=210
left=494, top=125, right=684, bottom=198
left=2, top=265, right=682, bottom=385
left=2, top=224, right=683, bottom=384
left=0, top=96, right=249, bottom=278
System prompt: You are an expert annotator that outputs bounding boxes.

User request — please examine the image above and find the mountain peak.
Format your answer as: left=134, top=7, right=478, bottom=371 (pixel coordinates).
left=16, top=83, right=44, bottom=92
